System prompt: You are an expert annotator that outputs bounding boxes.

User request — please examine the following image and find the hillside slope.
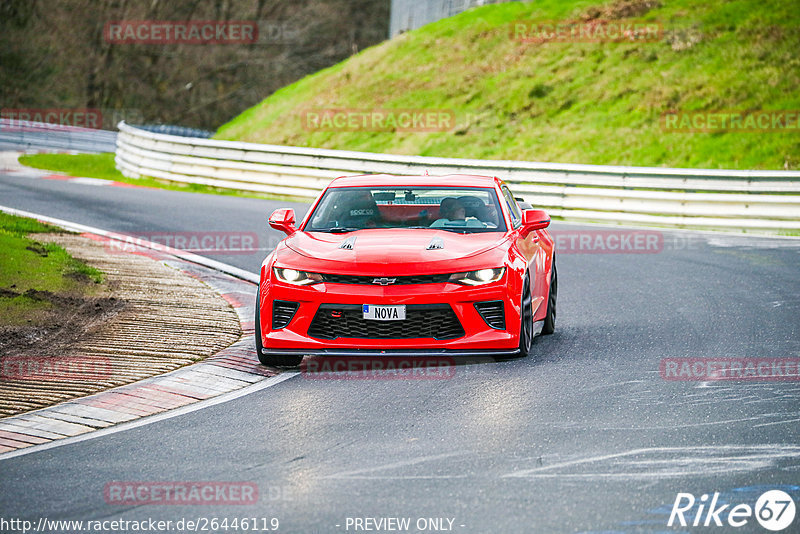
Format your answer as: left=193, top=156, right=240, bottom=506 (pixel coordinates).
left=215, top=0, right=800, bottom=170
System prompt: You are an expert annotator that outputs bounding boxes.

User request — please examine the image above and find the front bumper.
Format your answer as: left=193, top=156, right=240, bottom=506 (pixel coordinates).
left=259, top=348, right=521, bottom=358
left=258, top=277, right=521, bottom=352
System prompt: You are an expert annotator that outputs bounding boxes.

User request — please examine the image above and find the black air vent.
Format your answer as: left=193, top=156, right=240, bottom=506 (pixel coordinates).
left=474, top=300, right=506, bottom=330
left=272, top=300, right=299, bottom=329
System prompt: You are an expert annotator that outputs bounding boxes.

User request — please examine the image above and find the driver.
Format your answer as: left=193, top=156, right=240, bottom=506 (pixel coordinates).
left=438, top=197, right=466, bottom=221
left=431, top=198, right=483, bottom=228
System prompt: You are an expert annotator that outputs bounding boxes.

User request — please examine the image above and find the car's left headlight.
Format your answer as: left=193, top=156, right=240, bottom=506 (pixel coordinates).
left=273, top=267, right=323, bottom=285
left=449, top=267, right=505, bottom=286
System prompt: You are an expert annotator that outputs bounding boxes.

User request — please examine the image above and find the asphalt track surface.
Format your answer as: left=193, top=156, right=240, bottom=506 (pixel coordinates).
left=1, top=160, right=800, bottom=533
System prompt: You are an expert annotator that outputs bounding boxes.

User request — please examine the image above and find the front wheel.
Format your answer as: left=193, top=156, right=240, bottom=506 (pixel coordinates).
left=541, top=258, right=557, bottom=335
left=518, top=274, right=534, bottom=357
left=255, top=289, right=303, bottom=367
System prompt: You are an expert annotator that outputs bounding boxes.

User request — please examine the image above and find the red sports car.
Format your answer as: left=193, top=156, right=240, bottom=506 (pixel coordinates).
left=256, top=174, right=557, bottom=366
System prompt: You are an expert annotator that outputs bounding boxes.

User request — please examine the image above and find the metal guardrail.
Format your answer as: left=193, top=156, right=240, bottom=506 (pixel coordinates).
left=134, top=124, right=214, bottom=139
left=0, top=119, right=117, bottom=153
left=115, top=121, right=800, bottom=230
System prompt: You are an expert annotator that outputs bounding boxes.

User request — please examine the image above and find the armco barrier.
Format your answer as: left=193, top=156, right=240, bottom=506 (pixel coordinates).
left=1, top=118, right=117, bottom=153
left=115, top=122, right=800, bottom=231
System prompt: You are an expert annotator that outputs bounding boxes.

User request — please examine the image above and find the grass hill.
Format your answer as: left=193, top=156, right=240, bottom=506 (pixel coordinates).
left=215, top=0, right=800, bottom=170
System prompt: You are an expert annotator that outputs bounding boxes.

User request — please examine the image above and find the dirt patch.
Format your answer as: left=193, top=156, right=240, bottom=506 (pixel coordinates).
left=583, top=0, right=661, bottom=20
left=0, top=289, right=125, bottom=357
left=0, top=233, right=242, bottom=417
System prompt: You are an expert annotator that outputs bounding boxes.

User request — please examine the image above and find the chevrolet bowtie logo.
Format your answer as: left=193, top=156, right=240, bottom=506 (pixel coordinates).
left=372, top=277, right=397, bottom=286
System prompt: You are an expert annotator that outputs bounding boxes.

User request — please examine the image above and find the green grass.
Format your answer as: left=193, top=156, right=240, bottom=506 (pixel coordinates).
left=0, top=212, right=104, bottom=326
left=19, top=153, right=124, bottom=181
left=215, top=0, right=800, bottom=170
left=18, top=153, right=306, bottom=202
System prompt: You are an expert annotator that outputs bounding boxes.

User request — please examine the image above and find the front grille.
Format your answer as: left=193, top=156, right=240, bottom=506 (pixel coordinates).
left=321, top=273, right=451, bottom=285
left=272, top=300, right=299, bottom=329
left=308, top=304, right=464, bottom=340
left=474, top=300, right=506, bottom=330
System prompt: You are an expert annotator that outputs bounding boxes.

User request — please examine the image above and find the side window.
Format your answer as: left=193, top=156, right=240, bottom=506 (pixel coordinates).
left=501, top=186, right=522, bottom=228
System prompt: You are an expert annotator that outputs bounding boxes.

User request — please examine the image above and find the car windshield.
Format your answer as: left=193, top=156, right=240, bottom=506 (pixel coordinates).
left=304, top=186, right=507, bottom=233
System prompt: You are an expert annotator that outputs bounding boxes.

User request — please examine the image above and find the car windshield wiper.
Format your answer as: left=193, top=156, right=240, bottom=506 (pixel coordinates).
left=439, top=228, right=471, bottom=234
left=325, top=227, right=361, bottom=233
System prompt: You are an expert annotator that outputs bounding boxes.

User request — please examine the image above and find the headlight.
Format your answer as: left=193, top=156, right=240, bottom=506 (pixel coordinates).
left=449, top=267, right=505, bottom=286
left=273, top=267, right=323, bottom=285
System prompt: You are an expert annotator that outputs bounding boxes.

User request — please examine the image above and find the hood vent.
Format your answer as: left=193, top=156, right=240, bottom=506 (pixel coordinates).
left=426, top=237, right=445, bottom=250
left=339, top=236, right=357, bottom=250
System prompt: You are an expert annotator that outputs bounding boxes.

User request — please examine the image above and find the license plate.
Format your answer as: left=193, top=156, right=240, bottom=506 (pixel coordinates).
left=363, top=304, right=406, bottom=321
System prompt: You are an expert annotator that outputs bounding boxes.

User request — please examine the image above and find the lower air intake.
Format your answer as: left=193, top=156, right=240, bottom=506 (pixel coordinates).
left=308, top=304, right=464, bottom=340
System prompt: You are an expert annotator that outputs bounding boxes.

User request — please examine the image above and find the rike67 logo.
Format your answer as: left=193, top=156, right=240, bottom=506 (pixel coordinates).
left=669, top=490, right=796, bottom=531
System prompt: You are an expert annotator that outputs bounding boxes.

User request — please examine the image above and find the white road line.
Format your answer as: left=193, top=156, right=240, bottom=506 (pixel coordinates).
left=753, top=417, right=800, bottom=428
left=0, top=372, right=299, bottom=461
left=69, top=177, right=113, bottom=186
left=502, top=445, right=800, bottom=478
left=324, top=451, right=468, bottom=479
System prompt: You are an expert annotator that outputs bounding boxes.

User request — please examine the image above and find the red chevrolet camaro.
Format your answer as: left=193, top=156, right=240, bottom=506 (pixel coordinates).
left=256, top=174, right=557, bottom=366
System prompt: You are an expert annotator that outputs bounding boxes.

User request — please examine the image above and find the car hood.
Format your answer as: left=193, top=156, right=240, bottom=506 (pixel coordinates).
left=277, top=229, right=509, bottom=275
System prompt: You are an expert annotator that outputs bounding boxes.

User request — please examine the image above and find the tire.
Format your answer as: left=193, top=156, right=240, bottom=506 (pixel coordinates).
left=541, top=258, right=557, bottom=335
left=255, top=289, right=303, bottom=367
left=518, top=274, right=534, bottom=357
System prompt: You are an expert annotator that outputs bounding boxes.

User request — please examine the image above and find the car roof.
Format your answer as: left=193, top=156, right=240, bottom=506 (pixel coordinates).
left=327, top=174, right=503, bottom=189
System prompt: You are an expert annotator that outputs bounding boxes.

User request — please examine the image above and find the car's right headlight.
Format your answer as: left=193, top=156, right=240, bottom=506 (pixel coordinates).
left=273, top=267, right=323, bottom=286
left=448, top=267, right=505, bottom=286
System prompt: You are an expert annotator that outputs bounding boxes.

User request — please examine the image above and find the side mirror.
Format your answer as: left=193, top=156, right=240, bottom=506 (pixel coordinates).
left=521, top=209, right=550, bottom=237
left=269, top=208, right=297, bottom=236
